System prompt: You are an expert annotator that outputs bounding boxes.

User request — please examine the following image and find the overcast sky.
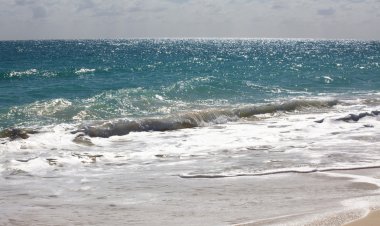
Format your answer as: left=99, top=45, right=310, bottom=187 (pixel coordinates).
left=0, top=0, right=379, bottom=40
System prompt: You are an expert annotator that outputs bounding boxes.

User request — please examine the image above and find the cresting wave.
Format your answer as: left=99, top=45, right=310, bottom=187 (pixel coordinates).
left=77, top=99, right=338, bottom=138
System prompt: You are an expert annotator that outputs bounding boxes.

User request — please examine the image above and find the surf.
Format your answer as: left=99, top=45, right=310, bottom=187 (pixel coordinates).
left=76, top=99, right=338, bottom=137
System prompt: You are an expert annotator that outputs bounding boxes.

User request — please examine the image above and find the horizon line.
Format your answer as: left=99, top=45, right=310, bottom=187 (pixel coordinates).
left=1, top=36, right=380, bottom=42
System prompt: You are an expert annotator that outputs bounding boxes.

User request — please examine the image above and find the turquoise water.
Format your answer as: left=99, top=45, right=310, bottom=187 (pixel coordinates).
left=1, top=39, right=379, bottom=130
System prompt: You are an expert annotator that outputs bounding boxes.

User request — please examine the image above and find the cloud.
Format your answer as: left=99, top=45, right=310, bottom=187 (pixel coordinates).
left=272, top=3, right=287, bottom=10
left=32, top=6, right=47, bottom=18
left=166, top=0, right=190, bottom=4
left=14, top=0, right=34, bottom=6
left=1, top=0, right=380, bottom=40
left=77, top=0, right=95, bottom=12
left=317, top=8, right=336, bottom=16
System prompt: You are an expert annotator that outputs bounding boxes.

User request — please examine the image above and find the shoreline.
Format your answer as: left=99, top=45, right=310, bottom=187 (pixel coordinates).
left=343, top=210, right=380, bottom=226
left=235, top=167, right=380, bottom=226
left=2, top=165, right=380, bottom=225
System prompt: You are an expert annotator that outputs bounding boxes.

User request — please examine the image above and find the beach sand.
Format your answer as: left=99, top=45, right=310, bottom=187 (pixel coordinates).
left=303, top=168, right=380, bottom=226
left=304, top=168, right=380, bottom=226
left=237, top=168, right=380, bottom=226
left=343, top=210, right=380, bottom=226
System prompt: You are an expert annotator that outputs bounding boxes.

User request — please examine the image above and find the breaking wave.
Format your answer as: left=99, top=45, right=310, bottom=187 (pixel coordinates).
left=77, top=99, right=338, bottom=137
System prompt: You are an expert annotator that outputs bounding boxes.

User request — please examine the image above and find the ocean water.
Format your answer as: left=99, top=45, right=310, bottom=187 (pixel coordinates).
left=1, top=39, right=380, bottom=225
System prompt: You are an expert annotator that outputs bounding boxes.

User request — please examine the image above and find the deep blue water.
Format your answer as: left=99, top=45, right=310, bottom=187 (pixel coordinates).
left=0, top=39, right=379, bottom=129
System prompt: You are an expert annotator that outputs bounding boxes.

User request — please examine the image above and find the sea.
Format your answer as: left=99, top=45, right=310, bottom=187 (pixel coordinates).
left=1, top=39, right=380, bottom=225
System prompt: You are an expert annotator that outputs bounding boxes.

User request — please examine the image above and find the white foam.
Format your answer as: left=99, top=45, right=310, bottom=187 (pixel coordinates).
left=322, top=171, right=380, bottom=187
left=1, top=96, right=380, bottom=226
left=10, top=158, right=51, bottom=176
left=323, top=75, right=334, bottom=83
left=9, top=68, right=37, bottom=77
left=75, top=68, right=95, bottom=74
left=1, top=97, right=380, bottom=180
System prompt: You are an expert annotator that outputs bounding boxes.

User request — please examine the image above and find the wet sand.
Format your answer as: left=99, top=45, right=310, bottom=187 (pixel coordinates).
left=344, top=210, right=380, bottom=226
left=2, top=167, right=380, bottom=225
left=237, top=168, right=380, bottom=226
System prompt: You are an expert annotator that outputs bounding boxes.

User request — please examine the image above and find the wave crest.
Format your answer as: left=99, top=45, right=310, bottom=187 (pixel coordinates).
left=79, top=99, right=338, bottom=138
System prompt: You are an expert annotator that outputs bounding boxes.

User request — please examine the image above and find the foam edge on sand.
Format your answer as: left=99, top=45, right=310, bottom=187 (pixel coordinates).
left=343, top=209, right=380, bottom=226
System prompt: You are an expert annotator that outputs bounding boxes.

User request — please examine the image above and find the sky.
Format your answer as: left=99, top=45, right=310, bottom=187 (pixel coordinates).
left=0, top=0, right=379, bottom=40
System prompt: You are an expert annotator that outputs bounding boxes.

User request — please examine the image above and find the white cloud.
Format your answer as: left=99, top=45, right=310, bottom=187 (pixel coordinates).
left=0, top=0, right=379, bottom=40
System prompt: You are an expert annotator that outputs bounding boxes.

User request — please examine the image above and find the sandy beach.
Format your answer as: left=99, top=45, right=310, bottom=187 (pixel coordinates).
left=235, top=167, right=380, bottom=226
left=344, top=210, right=380, bottom=226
